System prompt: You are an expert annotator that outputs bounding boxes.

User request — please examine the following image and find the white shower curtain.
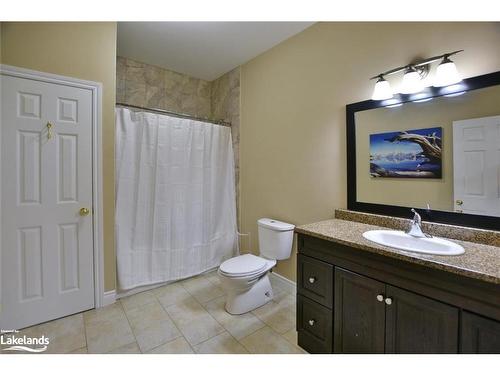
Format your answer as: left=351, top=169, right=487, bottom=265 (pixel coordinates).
left=115, top=108, right=238, bottom=291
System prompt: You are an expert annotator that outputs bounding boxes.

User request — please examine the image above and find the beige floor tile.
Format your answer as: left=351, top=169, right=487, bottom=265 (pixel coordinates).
left=135, top=318, right=182, bottom=352
left=164, top=295, right=209, bottom=324
left=125, top=301, right=169, bottom=331
left=281, top=328, right=307, bottom=353
left=153, top=283, right=191, bottom=308
left=194, top=332, right=248, bottom=354
left=83, top=302, right=124, bottom=325
left=181, top=275, right=225, bottom=304
left=204, top=270, right=222, bottom=287
left=120, top=291, right=156, bottom=311
left=239, top=327, right=304, bottom=354
left=84, top=304, right=135, bottom=354
left=1, top=274, right=301, bottom=355
left=146, top=337, right=194, bottom=354
left=69, top=347, right=88, bottom=354
left=281, top=328, right=298, bottom=346
left=107, top=342, right=141, bottom=354
left=124, top=301, right=181, bottom=352
left=252, top=292, right=295, bottom=334
left=21, top=313, right=86, bottom=354
left=166, top=296, right=225, bottom=345
left=204, top=296, right=265, bottom=340
left=269, top=274, right=296, bottom=294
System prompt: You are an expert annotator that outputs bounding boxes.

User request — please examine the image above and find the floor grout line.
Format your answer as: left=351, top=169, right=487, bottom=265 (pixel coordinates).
left=117, top=299, right=142, bottom=354
left=153, top=286, right=197, bottom=354
left=82, top=313, right=89, bottom=353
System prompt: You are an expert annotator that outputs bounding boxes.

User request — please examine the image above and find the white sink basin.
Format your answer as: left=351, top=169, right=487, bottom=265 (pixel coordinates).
left=362, top=230, right=465, bottom=256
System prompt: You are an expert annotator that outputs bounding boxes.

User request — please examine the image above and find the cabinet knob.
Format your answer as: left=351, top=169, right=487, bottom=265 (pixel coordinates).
left=376, top=294, right=384, bottom=302
left=385, top=297, right=392, bottom=305
left=308, top=277, right=316, bottom=284
left=308, top=319, right=315, bottom=326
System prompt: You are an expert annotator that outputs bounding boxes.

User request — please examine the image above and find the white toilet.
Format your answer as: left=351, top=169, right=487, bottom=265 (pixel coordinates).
left=218, top=218, right=295, bottom=314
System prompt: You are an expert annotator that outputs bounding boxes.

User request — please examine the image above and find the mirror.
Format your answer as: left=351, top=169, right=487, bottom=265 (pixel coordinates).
left=347, top=71, right=500, bottom=230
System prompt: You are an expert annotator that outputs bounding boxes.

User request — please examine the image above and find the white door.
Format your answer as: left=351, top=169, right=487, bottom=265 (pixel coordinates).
left=453, top=115, right=500, bottom=216
left=1, top=74, right=94, bottom=330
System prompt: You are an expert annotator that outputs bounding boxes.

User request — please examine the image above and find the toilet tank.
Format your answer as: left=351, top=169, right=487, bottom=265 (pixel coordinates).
left=257, top=218, right=295, bottom=260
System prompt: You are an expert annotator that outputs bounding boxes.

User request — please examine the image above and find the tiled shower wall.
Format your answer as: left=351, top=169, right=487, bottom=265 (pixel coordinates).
left=211, top=68, right=241, bottom=226
left=116, top=56, right=241, bottom=225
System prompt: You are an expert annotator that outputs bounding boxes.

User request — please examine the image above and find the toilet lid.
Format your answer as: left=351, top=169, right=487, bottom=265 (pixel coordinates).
left=219, top=254, right=267, bottom=276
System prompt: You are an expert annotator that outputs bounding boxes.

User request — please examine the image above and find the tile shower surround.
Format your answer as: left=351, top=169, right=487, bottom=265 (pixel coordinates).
left=116, top=56, right=241, bottom=224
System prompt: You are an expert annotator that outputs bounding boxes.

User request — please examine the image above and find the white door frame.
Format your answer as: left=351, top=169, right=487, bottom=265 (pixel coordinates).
left=0, top=64, right=106, bottom=309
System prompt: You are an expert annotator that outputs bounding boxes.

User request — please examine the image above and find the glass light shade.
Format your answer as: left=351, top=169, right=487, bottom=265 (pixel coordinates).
left=434, top=59, right=461, bottom=87
left=400, top=69, right=424, bottom=94
left=372, top=78, right=393, bottom=100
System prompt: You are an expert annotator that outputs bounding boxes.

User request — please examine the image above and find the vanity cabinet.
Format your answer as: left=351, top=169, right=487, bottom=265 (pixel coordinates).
left=333, top=268, right=385, bottom=353
left=334, top=267, right=458, bottom=353
left=296, top=233, right=500, bottom=354
left=384, top=284, right=459, bottom=353
left=461, top=311, right=500, bottom=353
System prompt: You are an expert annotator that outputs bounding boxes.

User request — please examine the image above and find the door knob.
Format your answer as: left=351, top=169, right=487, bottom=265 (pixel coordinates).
left=308, top=319, right=315, bottom=326
left=308, top=277, right=316, bottom=284
left=385, top=297, right=392, bottom=305
left=376, top=294, right=384, bottom=302
left=79, top=207, right=91, bottom=216
left=46, top=122, right=53, bottom=140
left=456, top=199, right=463, bottom=206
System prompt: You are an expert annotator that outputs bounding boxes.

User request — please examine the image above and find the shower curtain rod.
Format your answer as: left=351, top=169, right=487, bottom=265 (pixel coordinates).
left=116, top=102, right=232, bottom=127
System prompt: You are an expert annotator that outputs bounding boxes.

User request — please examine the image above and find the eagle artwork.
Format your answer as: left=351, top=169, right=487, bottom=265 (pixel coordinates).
left=369, top=127, right=442, bottom=178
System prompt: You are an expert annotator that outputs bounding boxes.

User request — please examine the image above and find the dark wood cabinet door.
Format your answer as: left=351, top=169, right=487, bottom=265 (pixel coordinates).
left=297, top=254, right=334, bottom=308
left=385, top=285, right=459, bottom=353
left=461, top=311, right=500, bottom=353
left=334, top=267, right=386, bottom=353
left=297, top=295, right=333, bottom=353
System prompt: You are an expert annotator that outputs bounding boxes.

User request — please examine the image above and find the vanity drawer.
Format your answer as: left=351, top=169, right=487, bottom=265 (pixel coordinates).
left=298, top=254, right=333, bottom=308
left=297, top=294, right=333, bottom=353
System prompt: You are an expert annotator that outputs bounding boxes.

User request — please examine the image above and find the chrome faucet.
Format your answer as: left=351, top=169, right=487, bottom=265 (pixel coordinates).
left=406, top=209, right=429, bottom=238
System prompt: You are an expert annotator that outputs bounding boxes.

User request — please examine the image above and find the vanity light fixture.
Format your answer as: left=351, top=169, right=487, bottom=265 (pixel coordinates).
left=401, top=66, right=425, bottom=94
left=370, top=50, right=463, bottom=100
left=434, top=54, right=462, bottom=87
left=383, top=98, right=403, bottom=108
left=410, top=92, right=433, bottom=103
left=371, top=75, right=393, bottom=100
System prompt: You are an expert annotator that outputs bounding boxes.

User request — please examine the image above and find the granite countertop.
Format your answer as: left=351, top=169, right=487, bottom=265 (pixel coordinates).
left=295, top=219, right=500, bottom=285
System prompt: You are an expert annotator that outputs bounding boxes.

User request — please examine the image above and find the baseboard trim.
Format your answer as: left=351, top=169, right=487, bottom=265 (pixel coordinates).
left=269, top=271, right=296, bottom=294
left=102, top=290, right=116, bottom=306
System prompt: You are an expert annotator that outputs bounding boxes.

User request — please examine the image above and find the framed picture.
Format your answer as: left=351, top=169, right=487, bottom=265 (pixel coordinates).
left=369, top=126, right=442, bottom=178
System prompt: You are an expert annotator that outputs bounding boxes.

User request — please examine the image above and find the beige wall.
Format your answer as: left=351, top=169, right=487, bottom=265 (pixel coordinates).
left=1, top=22, right=118, bottom=291
left=356, top=85, right=500, bottom=211
left=240, top=22, right=500, bottom=281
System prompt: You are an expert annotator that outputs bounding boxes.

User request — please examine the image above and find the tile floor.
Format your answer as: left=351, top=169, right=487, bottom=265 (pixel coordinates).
left=2, top=272, right=306, bottom=354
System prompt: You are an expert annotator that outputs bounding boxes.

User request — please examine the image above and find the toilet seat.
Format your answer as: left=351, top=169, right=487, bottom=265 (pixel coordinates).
left=219, top=254, right=268, bottom=277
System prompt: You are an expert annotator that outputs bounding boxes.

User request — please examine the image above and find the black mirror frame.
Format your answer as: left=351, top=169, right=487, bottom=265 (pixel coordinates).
left=346, top=71, right=500, bottom=231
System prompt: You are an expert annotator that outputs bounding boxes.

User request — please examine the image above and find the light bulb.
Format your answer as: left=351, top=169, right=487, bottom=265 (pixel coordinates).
left=434, top=57, right=461, bottom=87
left=400, top=67, right=424, bottom=94
left=372, top=76, right=393, bottom=100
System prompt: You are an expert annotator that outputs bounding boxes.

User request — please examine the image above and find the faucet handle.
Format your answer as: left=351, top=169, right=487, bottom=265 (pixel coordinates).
left=410, top=208, right=421, bottom=225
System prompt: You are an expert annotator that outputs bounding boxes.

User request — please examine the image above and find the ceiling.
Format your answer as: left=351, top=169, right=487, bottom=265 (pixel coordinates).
left=117, top=22, right=314, bottom=81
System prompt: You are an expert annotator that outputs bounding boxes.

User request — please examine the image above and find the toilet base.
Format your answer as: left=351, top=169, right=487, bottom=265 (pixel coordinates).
left=224, top=274, right=274, bottom=315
